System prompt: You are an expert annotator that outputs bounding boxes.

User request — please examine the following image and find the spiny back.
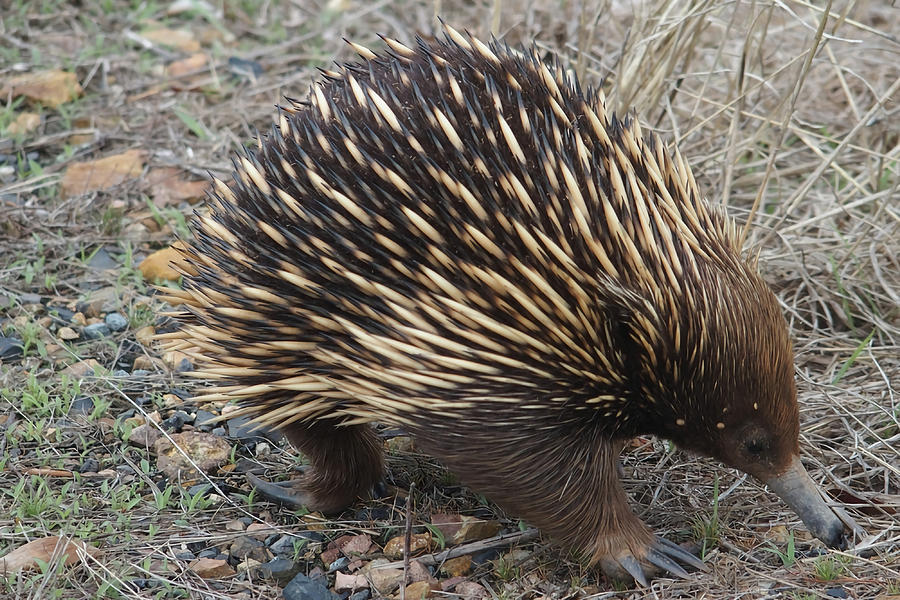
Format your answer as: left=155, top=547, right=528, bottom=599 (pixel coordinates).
left=165, top=26, right=756, bottom=435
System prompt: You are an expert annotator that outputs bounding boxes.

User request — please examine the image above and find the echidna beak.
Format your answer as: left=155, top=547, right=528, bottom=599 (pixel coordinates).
left=764, top=455, right=849, bottom=550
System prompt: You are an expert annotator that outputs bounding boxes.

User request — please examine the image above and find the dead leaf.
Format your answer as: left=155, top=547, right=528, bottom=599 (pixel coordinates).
left=62, top=359, right=104, bottom=378
left=162, top=349, right=191, bottom=370
left=134, top=325, right=156, bottom=347
left=167, top=52, right=209, bottom=78
left=144, top=167, right=209, bottom=207
left=139, top=243, right=194, bottom=281
left=0, top=70, right=83, bottom=108
left=132, top=355, right=165, bottom=371
left=0, top=536, right=101, bottom=574
left=35, top=33, right=84, bottom=56
left=6, top=112, right=41, bottom=136
left=141, top=27, right=201, bottom=52
left=60, top=149, right=146, bottom=199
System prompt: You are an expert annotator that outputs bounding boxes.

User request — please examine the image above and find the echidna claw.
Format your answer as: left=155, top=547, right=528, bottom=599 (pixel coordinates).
left=616, top=555, right=648, bottom=587
left=645, top=547, right=689, bottom=579
left=246, top=473, right=310, bottom=508
left=653, top=536, right=708, bottom=572
left=604, top=537, right=705, bottom=586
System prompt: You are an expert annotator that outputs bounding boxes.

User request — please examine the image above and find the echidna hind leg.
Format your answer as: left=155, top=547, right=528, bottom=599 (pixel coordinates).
left=250, top=421, right=384, bottom=514
left=417, top=431, right=706, bottom=583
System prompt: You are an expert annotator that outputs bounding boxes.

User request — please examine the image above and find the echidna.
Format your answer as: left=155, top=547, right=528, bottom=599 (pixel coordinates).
left=160, top=25, right=851, bottom=583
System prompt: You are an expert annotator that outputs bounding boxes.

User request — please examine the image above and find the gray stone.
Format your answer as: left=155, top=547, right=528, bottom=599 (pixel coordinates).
left=83, top=323, right=111, bottom=339
left=252, top=557, right=302, bottom=586
left=282, top=573, right=335, bottom=600
left=105, top=312, right=128, bottom=331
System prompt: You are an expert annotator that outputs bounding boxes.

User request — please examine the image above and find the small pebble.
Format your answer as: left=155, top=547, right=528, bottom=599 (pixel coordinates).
left=194, top=410, right=217, bottom=431
left=282, top=573, right=332, bottom=600
left=297, top=531, right=325, bottom=543
left=20, top=292, right=41, bottom=304
left=69, top=395, right=95, bottom=416
left=48, top=306, right=76, bottom=323
left=230, top=536, right=266, bottom=560
left=129, top=578, right=159, bottom=590
left=187, top=483, right=212, bottom=497
left=88, top=248, right=119, bottom=270
left=253, top=557, right=302, bottom=586
left=355, top=506, right=390, bottom=521
left=83, top=322, right=111, bottom=339
left=255, top=441, right=271, bottom=456
left=269, top=534, right=301, bottom=556
left=227, top=56, right=264, bottom=80
left=227, top=416, right=283, bottom=443
left=0, top=337, right=24, bottom=360
left=105, top=312, right=128, bottom=331
left=328, top=557, right=349, bottom=572
left=160, top=410, right=191, bottom=431
left=78, top=458, right=100, bottom=473
left=471, top=548, right=501, bottom=565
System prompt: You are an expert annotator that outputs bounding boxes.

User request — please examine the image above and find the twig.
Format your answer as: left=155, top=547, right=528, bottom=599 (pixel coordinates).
left=377, top=529, right=542, bottom=569
left=402, top=481, right=414, bottom=600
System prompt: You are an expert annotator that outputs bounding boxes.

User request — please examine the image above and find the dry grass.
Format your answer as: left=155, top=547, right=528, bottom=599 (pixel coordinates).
left=0, top=0, right=897, bottom=598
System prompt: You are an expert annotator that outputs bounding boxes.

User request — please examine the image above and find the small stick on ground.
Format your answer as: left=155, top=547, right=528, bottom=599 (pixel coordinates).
left=402, top=482, right=414, bottom=600
left=379, top=528, right=542, bottom=569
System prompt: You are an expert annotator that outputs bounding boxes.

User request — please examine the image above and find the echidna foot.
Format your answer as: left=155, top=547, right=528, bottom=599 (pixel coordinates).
left=246, top=468, right=360, bottom=514
left=600, top=536, right=707, bottom=586
left=246, top=472, right=317, bottom=508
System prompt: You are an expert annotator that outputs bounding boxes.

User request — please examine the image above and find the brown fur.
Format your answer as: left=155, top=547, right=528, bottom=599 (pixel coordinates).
left=282, top=422, right=383, bottom=514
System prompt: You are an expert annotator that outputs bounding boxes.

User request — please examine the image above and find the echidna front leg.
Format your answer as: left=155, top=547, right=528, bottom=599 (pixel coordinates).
left=249, top=421, right=384, bottom=514
left=417, top=429, right=705, bottom=584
